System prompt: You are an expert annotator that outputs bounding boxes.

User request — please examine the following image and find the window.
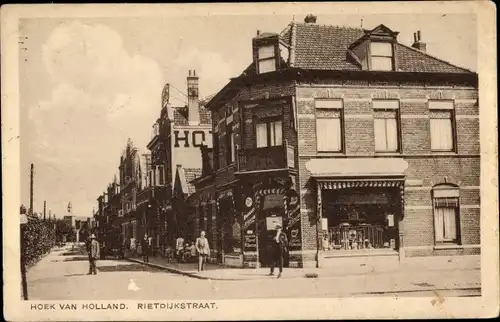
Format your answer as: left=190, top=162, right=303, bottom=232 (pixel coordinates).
left=373, top=100, right=400, bottom=152
left=258, top=45, right=276, bottom=74
left=226, top=124, right=236, bottom=164
left=315, top=99, right=343, bottom=152
left=157, top=165, right=165, bottom=186
left=429, top=101, right=455, bottom=151
left=256, top=119, right=282, bottom=148
left=370, top=42, right=393, bottom=71
left=433, top=185, right=460, bottom=244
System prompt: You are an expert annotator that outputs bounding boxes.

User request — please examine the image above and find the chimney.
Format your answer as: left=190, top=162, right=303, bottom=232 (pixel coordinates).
left=187, top=69, right=200, bottom=125
left=304, top=14, right=317, bottom=24
left=257, top=30, right=260, bottom=36
left=412, top=30, right=427, bottom=52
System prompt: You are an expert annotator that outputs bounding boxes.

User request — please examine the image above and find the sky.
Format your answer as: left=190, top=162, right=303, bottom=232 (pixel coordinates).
left=19, top=13, right=477, bottom=218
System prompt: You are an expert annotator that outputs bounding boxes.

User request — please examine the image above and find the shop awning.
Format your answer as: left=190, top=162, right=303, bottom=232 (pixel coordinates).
left=305, top=158, right=409, bottom=178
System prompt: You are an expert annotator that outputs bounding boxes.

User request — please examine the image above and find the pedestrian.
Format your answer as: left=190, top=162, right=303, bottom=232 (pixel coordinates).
left=175, top=236, right=185, bottom=262
left=141, top=233, right=150, bottom=264
left=269, top=224, right=288, bottom=279
left=88, top=234, right=100, bottom=275
left=195, top=231, right=210, bottom=272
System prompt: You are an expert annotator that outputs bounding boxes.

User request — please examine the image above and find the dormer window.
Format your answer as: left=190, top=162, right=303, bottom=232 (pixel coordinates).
left=370, top=42, right=393, bottom=71
left=258, top=45, right=276, bottom=73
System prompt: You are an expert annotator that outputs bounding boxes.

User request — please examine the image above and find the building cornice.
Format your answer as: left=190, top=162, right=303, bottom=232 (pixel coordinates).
left=205, top=68, right=478, bottom=110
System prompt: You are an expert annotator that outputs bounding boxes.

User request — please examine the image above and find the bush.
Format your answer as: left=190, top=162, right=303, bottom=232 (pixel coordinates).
left=22, top=214, right=56, bottom=266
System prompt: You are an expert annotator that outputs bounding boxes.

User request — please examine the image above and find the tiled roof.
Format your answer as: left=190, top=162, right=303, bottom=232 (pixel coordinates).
left=173, top=105, right=212, bottom=126
left=286, top=23, right=472, bottom=74
left=394, top=43, right=471, bottom=73
left=293, top=24, right=364, bottom=71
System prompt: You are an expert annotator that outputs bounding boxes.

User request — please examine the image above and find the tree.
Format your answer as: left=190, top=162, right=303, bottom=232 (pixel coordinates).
left=55, top=218, right=73, bottom=243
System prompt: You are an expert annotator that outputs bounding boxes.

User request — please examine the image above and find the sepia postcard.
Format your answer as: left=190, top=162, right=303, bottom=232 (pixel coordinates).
left=2, top=2, right=498, bottom=321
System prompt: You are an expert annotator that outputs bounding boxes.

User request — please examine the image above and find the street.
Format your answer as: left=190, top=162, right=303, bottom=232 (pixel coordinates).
left=26, top=245, right=481, bottom=300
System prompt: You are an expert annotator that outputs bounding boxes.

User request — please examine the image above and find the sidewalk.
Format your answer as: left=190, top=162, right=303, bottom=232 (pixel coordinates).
left=126, top=254, right=480, bottom=281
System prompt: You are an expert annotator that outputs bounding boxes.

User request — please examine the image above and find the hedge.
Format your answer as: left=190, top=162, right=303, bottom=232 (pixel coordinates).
left=22, top=214, right=56, bottom=266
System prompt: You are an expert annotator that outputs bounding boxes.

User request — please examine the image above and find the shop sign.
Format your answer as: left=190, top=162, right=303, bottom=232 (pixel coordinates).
left=289, top=228, right=301, bottom=248
left=244, top=232, right=257, bottom=250
left=245, top=197, right=253, bottom=208
left=266, top=216, right=283, bottom=231
left=287, top=146, right=295, bottom=168
left=321, top=218, right=328, bottom=231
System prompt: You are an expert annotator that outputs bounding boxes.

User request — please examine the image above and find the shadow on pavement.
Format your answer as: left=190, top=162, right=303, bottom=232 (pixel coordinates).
left=97, top=263, right=169, bottom=273
left=61, top=251, right=85, bottom=256
left=61, top=256, right=91, bottom=262
left=64, top=273, right=90, bottom=277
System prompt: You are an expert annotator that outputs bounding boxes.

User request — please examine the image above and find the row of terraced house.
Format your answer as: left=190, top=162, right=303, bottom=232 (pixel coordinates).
left=94, top=15, right=479, bottom=268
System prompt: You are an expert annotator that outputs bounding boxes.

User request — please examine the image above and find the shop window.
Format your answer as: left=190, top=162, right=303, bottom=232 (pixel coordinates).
left=429, top=101, right=456, bottom=152
left=315, top=99, right=344, bottom=152
left=258, top=45, right=276, bottom=74
left=433, top=184, right=460, bottom=244
left=373, top=100, right=400, bottom=152
left=370, top=42, right=393, bottom=71
left=256, top=119, right=282, bottom=148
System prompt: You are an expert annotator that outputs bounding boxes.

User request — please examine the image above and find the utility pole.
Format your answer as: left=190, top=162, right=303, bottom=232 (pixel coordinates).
left=20, top=205, right=28, bottom=300
left=29, top=163, right=34, bottom=215
left=43, top=200, right=46, bottom=221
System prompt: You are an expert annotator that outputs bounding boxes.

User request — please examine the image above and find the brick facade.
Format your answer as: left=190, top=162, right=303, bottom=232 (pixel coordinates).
left=203, top=20, right=479, bottom=268
left=295, top=83, right=479, bottom=264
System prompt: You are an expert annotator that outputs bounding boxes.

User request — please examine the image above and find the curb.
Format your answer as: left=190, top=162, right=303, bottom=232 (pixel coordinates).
left=124, top=257, right=480, bottom=282
left=125, top=258, right=243, bottom=281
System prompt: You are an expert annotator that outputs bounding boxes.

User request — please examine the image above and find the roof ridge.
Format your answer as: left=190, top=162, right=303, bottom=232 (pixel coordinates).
left=397, top=42, right=475, bottom=74
left=296, top=22, right=364, bottom=31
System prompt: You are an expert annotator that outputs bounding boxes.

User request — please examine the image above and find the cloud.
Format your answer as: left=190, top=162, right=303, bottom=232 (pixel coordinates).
left=172, top=48, right=234, bottom=98
left=29, top=21, right=164, bottom=214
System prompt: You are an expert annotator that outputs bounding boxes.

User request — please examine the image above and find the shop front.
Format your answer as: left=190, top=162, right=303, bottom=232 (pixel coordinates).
left=320, top=183, right=404, bottom=253
left=306, top=158, right=409, bottom=264
left=240, top=175, right=300, bottom=268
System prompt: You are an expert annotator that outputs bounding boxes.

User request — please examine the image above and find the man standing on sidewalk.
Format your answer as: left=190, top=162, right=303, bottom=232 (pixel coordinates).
left=195, top=231, right=210, bottom=272
left=175, top=236, right=185, bottom=262
left=141, top=233, right=150, bottom=264
left=88, top=234, right=100, bottom=275
left=269, top=225, right=288, bottom=279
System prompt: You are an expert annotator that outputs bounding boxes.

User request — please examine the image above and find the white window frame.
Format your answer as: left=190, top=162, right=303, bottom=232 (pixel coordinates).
left=372, top=100, right=400, bottom=152
left=370, top=42, right=394, bottom=71
left=257, top=45, right=276, bottom=74
left=429, top=100, right=456, bottom=152
left=315, top=99, right=344, bottom=152
left=255, top=119, right=283, bottom=148
left=230, top=132, right=236, bottom=163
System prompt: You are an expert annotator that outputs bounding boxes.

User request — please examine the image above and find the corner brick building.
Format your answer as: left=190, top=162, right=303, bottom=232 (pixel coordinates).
left=205, top=16, right=479, bottom=268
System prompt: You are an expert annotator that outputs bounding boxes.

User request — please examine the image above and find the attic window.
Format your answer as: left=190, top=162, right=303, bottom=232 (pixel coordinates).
left=370, top=42, right=393, bottom=71
left=258, top=45, right=276, bottom=74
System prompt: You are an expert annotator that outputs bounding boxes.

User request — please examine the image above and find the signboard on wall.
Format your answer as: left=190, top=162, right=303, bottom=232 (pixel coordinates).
left=288, top=228, right=301, bottom=248
left=321, top=218, right=328, bottom=231
left=171, top=126, right=213, bottom=184
left=266, top=216, right=283, bottom=231
left=263, top=194, right=283, bottom=210
left=173, top=129, right=213, bottom=149
left=244, top=230, right=257, bottom=251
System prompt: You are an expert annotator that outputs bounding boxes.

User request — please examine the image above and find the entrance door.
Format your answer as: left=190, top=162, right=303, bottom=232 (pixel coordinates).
left=257, top=214, right=289, bottom=268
